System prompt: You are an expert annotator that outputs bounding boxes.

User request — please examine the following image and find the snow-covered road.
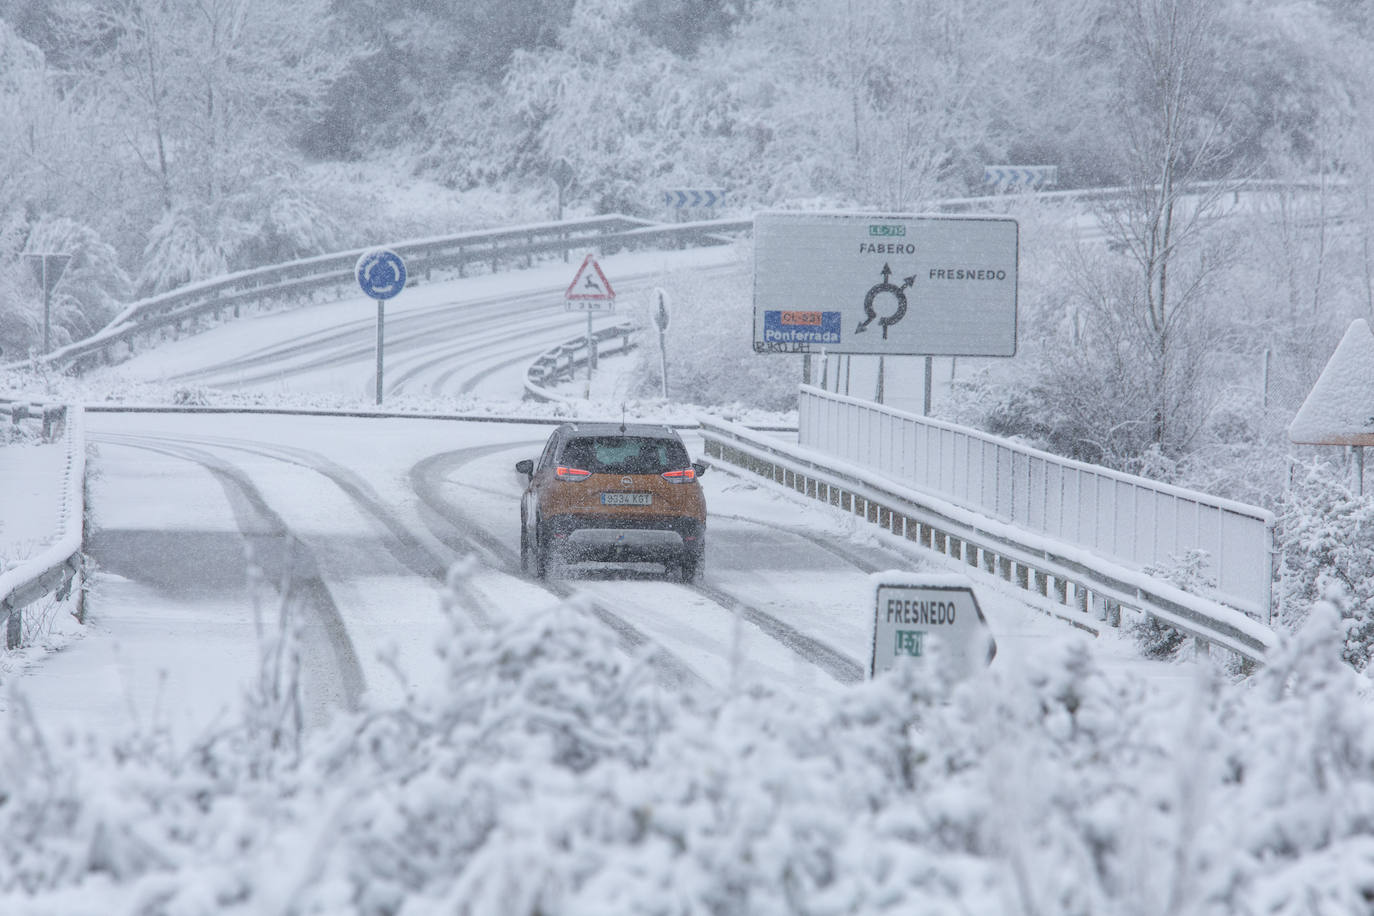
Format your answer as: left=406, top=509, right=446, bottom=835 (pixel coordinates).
left=5, top=409, right=1176, bottom=745
left=9, top=245, right=1191, bottom=744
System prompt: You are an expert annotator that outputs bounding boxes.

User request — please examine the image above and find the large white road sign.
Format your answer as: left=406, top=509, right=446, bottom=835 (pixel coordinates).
left=753, top=211, right=1018, bottom=356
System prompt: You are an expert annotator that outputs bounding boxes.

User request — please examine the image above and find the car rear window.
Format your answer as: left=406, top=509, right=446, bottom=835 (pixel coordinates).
left=559, top=436, right=689, bottom=474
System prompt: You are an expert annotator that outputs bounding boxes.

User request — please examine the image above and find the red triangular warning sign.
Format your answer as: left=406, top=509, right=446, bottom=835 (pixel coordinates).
left=565, top=254, right=616, bottom=301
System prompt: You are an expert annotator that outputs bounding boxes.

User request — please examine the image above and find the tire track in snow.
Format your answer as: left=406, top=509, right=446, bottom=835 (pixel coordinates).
left=90, top=433, right=368, bottom=719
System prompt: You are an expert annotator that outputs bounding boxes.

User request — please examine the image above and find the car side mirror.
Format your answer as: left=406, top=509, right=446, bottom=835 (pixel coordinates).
left=515, top=459, right=534, bottom=478
left=692, top=462, right=707, bottom=478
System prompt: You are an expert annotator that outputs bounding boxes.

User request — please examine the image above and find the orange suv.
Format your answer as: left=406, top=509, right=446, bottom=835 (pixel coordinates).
left=516, top=422, right=707, bottom=580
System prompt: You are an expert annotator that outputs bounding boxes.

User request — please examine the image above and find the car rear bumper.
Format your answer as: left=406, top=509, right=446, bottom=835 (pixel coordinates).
left=548, top=515, right=704, bottom=562
left=566, top=527, right=684, bottom=556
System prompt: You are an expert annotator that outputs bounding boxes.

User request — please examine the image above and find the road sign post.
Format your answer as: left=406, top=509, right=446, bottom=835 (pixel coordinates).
left=356, top=249, right=407, bottom=406
left=25, top=253, right=72, bottom=354
left=564, top=254, right=616, bottom=397
left=552, top=158, right=574, bottom=262
left=869, top=573, right=996, bottom=680
left=652, top=287, right=670, bottom=398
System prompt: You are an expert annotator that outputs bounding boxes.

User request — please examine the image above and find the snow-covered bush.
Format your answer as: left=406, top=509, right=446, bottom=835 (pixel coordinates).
left=137, top=185, right=341, bottom=296
left=137, top=207, right=237, bottom=296
left=1129, top=549, right=1216, bottom=659
left=1276, top=460, right=1374, bottom=669
left=5, top=561, right=1374, bottom=913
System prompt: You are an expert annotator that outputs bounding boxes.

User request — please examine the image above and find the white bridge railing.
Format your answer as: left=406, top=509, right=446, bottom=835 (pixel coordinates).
left=699, top=414, right=1277, bottom=666
left=797, top=386, right=1275, bottom=620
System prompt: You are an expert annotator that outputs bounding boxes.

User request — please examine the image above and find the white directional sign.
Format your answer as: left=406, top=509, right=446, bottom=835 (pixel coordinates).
left=869, top=573, right=996, bottom=680
left=664, top=189, right=725, bottom=209
left=982, top=165, right=1058, bottom=190
left=753, top=211, right=1018, bottom=356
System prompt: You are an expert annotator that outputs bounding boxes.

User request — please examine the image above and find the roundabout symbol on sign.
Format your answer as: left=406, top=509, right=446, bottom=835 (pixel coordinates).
left=856, top=263, right=915, bottom=340
left=356, top=249, right=407, bottom=300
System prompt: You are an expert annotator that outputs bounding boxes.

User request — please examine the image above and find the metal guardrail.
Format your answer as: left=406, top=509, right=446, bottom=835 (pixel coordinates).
left=12, top=215, right=748, bottom=376
left=935, top=177, right=1341, bottom=212
left=0, top=402, right=84, bottom=649
left=524, top=322, right=637, bottom=403
left=6, top=178, right=1327, bottom=376
left=5, top=398, right=69, bottom=440
left=698, top=417, right=1277, bottom=666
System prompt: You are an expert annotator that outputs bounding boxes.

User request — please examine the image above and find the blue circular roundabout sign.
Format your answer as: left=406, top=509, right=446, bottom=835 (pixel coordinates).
left=356, top=249, right=407, bottom=300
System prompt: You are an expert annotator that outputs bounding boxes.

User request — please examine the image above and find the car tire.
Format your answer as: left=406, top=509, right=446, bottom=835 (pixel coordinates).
left=520, top=520, right=532, bottom=574
left=534, top=520, right=551, bottom=579
left=677, top=550, right=701, bottom=583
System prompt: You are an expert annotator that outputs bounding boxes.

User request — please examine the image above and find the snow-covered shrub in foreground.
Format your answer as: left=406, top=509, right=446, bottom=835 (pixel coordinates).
left=3, top=565, right=1374, bottom=914
left=1276, top=460, right=1374, bottom=669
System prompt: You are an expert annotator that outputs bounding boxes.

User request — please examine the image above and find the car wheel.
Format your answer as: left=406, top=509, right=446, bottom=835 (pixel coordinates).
left=535, top=520, right=551, bottom=579
left=520, top=520, right=532, bottom=574
left=677, top=551, right=700, bottom=583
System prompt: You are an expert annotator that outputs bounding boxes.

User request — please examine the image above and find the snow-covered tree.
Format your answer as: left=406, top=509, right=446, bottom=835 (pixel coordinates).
left=1276, top=460, right=1374, bottom=667
left=56, top=0, right=352, bottom=290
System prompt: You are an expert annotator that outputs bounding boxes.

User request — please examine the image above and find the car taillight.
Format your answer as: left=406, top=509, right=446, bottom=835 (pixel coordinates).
left=555, top=465, right=592, bottom=481
left=661, top=468, right=696, bottom=483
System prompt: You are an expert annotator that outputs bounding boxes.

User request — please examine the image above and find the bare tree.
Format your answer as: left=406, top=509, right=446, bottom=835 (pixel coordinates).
left=1092, top=0, right=1241, bottom=453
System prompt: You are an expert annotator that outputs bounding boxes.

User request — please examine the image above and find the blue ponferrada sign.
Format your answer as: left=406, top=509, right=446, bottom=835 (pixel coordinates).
left=356, top=249, right=407, bottom=300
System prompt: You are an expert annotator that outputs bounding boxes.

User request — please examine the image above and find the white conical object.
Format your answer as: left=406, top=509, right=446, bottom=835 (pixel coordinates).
left=1288, top=319, right=1374, bottom=446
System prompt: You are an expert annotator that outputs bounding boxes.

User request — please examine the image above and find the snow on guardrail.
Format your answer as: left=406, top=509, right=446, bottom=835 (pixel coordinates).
left=7, top=215, right=748, bottom=377
left=523, top=322, right=637, bottom=404
left=0, top=402, right=85, bottom=649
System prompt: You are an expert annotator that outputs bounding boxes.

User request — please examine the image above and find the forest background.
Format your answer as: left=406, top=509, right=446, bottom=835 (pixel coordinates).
left=2, top=0, right=1373, bottom=645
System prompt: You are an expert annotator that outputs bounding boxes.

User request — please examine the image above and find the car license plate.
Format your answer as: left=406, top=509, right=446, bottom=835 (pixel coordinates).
left=602, top=492, right=651, bottom=506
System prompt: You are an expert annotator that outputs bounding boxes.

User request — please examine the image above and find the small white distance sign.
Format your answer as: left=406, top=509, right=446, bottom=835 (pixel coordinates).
left=870, top=572, right=996, bottom=680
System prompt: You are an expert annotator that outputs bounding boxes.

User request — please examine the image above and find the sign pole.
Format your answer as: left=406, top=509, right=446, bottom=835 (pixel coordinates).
left=923, top=357, right=933, bottom=415
left=375, top=298, right=385, bottom=405
left=563, top=252, right=616, bottom=399
left=585, top=308, right=594, bottom=398
left=42, top=259, right=51, bottom=354
left=355, top=249, right=407, bottom=407
left=653, top=287, right=670, bottom=399
left=25, top=253, right=71, bottom=355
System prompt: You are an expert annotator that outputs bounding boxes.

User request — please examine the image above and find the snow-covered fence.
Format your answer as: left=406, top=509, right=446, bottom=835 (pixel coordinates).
left=796, top=387, right=1276, bottom=620
left=23, top=215, right=749, bottom=376
left=5, top=398, right=69, bottom=442
left=1, top=403, right=85, bottom=649
left=699, top=415, right=1277, bottom=666
left=524, top=322, right=636, bottom=402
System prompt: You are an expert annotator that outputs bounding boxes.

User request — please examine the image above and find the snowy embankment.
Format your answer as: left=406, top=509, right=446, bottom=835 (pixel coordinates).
left=2, top=559, right=1372, bottom=914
